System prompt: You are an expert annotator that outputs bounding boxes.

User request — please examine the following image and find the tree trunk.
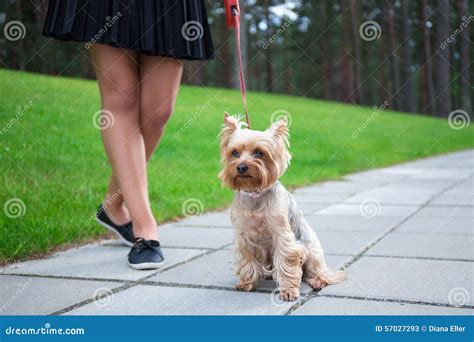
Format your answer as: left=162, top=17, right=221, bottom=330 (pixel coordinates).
left=434, top=0, right=452, bottom=117
left=263, top=0, right=274, bottom=92
left=457, top=0, right=472, bottom=115
left=349, top=0, right=362, bottom=104
left=399, top=0, right=415, bottom=113
left=420, top=0, right=436, bottom=114
left=386, top=4, right=400, bottom=110
left=339, top=0, right=355, bottom=103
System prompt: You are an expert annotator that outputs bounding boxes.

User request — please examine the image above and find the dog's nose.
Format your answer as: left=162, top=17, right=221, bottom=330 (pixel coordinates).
left=237, top=164, right=248, bottom=174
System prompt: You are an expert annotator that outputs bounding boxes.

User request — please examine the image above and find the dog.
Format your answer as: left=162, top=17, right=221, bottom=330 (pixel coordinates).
left=218, top=112, right=346, bottom=301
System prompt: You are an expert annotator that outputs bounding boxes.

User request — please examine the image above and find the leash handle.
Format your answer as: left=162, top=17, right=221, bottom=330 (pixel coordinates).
left=230, top=3, right=251, bottom=129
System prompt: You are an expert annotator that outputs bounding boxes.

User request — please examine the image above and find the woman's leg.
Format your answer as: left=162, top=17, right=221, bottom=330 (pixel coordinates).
left=138, top=55, right=183, bottom=155
left=90, top=44, right=157, bottom=240
left=105, top=55, right=183, bottom=229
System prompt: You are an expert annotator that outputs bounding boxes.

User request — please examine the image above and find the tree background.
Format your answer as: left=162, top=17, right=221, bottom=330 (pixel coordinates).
left=0, top=0, right=472, bottom=118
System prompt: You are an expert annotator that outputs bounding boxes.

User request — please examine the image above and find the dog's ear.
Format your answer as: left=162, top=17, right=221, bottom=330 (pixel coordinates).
left=267, top=117, right=290, bottom=147
left=219, top=112, right=239, bottom=149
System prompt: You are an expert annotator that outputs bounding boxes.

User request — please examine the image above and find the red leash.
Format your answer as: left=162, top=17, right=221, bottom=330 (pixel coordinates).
left=225, top=0, right=251, bottom=129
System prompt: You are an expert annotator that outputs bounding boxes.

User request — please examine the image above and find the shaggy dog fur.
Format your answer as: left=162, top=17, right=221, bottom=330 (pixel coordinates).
left=218, top=113, right=346, bottom=301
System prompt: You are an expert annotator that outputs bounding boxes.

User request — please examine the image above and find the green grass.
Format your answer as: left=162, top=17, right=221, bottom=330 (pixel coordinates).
left=1, top=68, right=473, bottom=263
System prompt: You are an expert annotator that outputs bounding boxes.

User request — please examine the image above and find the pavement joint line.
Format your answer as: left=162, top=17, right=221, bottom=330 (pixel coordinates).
left=283, top=176, right=471, bottom=315
left=47, top=242, right=234, bottom=315
left=174, top=224, right=233, bottom=229
left=363, top=254, right=474, bottom=263
left=101, top=244, right=215, bottom=251
left=316, top=293, right=474, bottom=310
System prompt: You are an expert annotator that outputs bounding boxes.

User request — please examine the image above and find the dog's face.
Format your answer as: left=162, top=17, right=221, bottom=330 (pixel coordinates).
left=218, top=113, right=291, bottom=192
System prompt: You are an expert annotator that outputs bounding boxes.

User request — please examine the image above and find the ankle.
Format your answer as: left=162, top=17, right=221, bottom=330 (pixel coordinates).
left=132, top=220, right=158, bottom=241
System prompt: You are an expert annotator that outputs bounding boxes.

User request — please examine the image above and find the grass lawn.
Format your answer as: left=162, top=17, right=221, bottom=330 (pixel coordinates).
left=1, top=68, right=473, bottom=263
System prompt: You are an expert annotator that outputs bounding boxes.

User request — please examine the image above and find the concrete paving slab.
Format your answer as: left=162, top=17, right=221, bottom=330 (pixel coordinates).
left=174, top=211, right=232, bottom=227
left=1, top=245, right=206, bottom=281
left=316, top=204, right=420, bottom=218
left=343, top=192, right=431, bottom=206
left=430, top=195, right=474, bottom=206
left=317, top=230, right=382, bottom=255
left=323, top=256, right=474, bottom=306
left=293, top=193, right=349, bottom=205
left=150, top=249, right=349, bottom=294
left=292, top=296, right=473, bottom=315
left=414, top=206, right=474, bottom=218
left=158, top=226, right=234, bottom=249
left=305, top=215, right=404, bottom=232
left=395, top=217, right=473, bottom=235
left=0, top=275, right=120, bottom=315
left=366, top=233, right=474, bottom=260
left=294, top=181, right=380, bottom=196
left=65, top=284, right=292, bottom=315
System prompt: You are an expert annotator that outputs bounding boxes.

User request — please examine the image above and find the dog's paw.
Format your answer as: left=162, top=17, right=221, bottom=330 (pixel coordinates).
left=307, top=276, right=328, bottom=290
left=279, top=288, right=300, bottom=301
left=235, top=282, right=257, bottom=292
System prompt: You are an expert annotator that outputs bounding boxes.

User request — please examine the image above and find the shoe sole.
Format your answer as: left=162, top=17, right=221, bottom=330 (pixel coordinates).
left=127, top=260, right=165, bottom=270
left=95, top=216, right=134, bottom=247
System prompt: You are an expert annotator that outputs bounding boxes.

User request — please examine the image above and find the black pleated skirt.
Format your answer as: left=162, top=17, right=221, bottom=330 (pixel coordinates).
left=43, top=0, right=214, bottom=60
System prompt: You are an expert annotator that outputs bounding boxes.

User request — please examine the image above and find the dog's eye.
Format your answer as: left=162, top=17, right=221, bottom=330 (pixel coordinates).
left=254, top=150, right=263, bottom=158
left=231, top=150, right=240, bottom=158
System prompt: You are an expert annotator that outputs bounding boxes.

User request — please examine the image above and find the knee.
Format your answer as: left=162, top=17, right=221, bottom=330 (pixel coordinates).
left=101, top=79, right=139, bottom=113
left=142, top=102, right=174, bottom=131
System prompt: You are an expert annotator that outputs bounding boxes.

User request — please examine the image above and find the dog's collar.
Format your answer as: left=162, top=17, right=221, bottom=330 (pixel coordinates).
left=241, top=190, right=263, bottom=199
left=240, top=182, right=279, bottom=199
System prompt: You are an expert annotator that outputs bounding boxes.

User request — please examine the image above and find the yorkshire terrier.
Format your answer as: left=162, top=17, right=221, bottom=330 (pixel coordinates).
left=218, top=113, right=346, bottom=301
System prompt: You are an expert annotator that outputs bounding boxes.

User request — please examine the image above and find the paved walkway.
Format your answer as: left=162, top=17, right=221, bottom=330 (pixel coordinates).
left=1, top=151, right=473, bottom=315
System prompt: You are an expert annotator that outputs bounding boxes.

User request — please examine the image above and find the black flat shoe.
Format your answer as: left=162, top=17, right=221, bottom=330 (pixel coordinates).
left=96, top=204, right=134, bottom=247
left=128, top=238, right=164, bottom=270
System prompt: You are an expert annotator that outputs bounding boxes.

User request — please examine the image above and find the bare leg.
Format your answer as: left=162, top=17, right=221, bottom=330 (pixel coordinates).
left=105, top=56, right=183, bottom=228
left=90, top=44, right=156, bottom=240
